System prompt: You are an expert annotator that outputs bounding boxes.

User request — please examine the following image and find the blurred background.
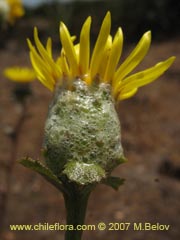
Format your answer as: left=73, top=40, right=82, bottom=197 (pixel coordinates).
left=0, top=0, right=180, bottom=240
left=2, top=0, right=180, bottom=46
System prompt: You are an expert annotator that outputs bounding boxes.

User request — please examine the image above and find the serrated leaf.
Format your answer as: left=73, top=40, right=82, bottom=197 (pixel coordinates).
left=20, top=157, right=64, bottom=192
left=103, top=176, right=125, bottom=190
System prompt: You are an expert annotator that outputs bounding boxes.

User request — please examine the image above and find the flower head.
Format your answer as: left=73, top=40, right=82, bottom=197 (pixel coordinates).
left=28, top=12, right=175, bottom=101
left=4, top=67, right=36, bottom=82
left=5, top=0, right=24, bottom=24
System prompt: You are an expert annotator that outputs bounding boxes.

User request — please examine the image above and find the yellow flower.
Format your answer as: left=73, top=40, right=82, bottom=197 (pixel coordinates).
left=6, top=0, right=24, bottom=24
left=0, top=0, right=9, bottom=22
left=27, top=12, right=175, bottom=101
left=4, top=67, right=36, bottom=82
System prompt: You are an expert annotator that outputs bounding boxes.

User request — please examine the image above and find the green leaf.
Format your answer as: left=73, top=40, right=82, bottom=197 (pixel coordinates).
left=20, top=157, right=64, bottom=192
left=103, top=176, right=125, bottom=190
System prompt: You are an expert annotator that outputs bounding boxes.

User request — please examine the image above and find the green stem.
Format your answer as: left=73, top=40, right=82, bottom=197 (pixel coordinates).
left=63, top=184, right=93, bottom=240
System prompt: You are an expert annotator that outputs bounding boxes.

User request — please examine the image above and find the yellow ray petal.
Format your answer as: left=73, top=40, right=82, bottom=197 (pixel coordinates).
left=30, top=52, right=54, bottom=91
left=104, top=27, right=123, bottom=83
left=34, top=27, right=52, bottom=60
left=119, top=56, right=175, bottom=93
left=60, top=22, right=78, bottom=77
left=28, top=42, right=48, bottom=74
left=37, top=74, right=54, bottom=91
left=89, top=11, right=111, bottom=83
left=29, top=52, right=45, bottom=79
left=30, top=51, right=55, bottom=91
left=27, top=39, right=53, bottom=76
left=98, top=35, right=112, bottom=80
left=117, top=88, right=138, bottom=101
left=114, top=31, right=151, bottom=84
left=34, top=27, right=61, bottom=79
left=79, top=16, right=91, bottom=77
left=74, top=43, right=80, bottom=62
left=46, top=37, right=52, bottom=58
left=58, top=51, right=70, bottom=77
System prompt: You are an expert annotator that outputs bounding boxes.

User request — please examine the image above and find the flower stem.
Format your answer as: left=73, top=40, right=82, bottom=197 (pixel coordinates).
left=0, top=100, right=27, bottom=235
left=63, top=183, right=94, bottom=240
